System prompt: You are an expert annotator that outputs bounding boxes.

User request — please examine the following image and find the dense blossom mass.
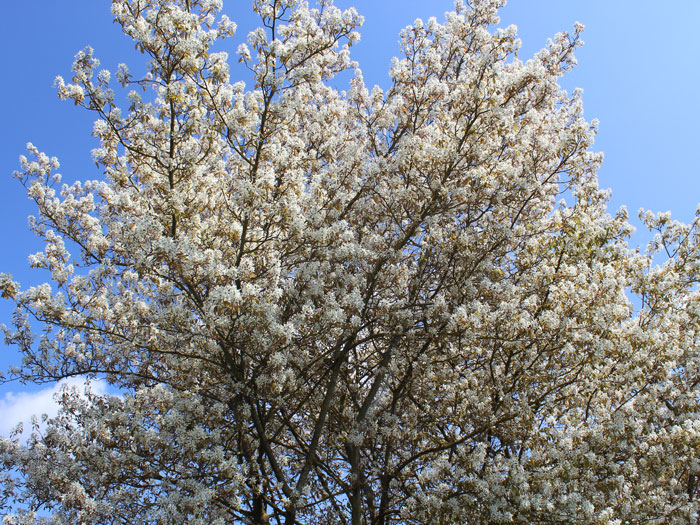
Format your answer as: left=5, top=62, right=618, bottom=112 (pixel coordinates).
left=2, top=0, right=700, bottom=523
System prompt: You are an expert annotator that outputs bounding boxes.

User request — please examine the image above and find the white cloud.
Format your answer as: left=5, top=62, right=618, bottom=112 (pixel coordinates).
left=0, top=378, right=107, bottom=439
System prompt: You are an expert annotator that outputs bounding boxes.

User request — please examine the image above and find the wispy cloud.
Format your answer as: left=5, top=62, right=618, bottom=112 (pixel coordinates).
left=0, top=378, right=107, bottom=439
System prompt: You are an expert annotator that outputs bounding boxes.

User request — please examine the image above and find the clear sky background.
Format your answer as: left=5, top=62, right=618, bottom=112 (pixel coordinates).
left=0, top=0, right=699, bottom=433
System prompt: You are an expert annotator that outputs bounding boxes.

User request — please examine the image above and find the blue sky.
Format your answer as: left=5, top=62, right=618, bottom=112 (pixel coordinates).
left=0, top=0, right=699, bottom=423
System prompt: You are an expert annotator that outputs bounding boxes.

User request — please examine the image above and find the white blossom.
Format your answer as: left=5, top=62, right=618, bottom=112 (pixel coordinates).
left=2, top=0, right=700, bottom=523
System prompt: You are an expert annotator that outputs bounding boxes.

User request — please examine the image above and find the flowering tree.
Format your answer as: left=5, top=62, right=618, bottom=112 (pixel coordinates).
left=3, top=0, right=700, bottom=523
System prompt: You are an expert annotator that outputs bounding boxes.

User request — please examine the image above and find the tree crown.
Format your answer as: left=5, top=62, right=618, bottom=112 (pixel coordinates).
left=3, top=1, right=700, bottom=523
